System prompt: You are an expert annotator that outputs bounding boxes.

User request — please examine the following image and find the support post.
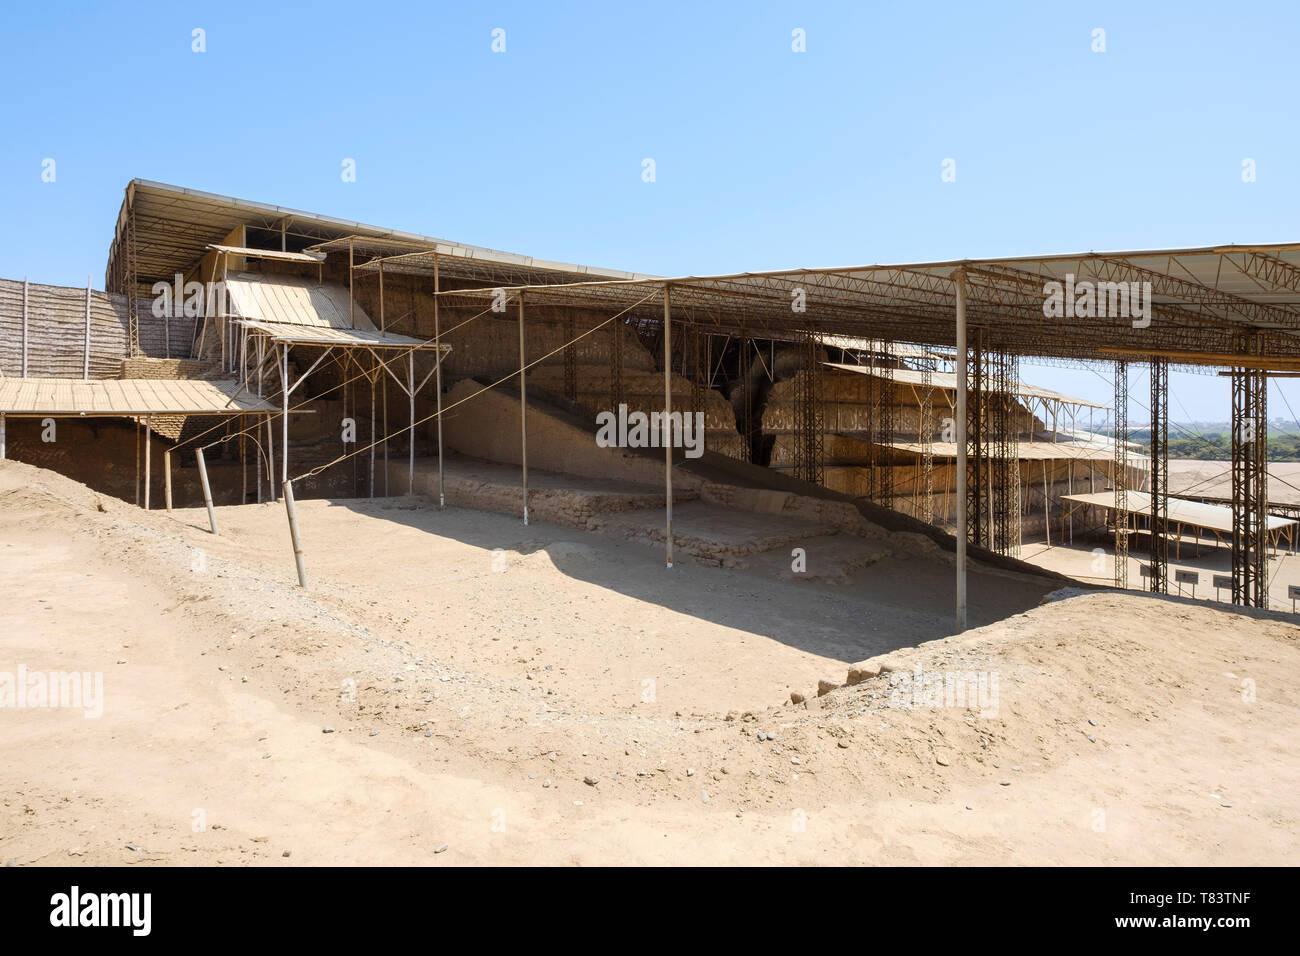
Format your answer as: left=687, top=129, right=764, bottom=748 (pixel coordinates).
left=195, top=447, right=218, bottom=535
left=1, top=413, right=5, bottom=459
left=1149, top=358, right=1169, bottom=592
left=1113, top=361, right=1129, bottom=588
left=164, top=448, right=173, bottom=512
left=954, top=270, right=967, bottom=632
left=433, top=257, right=445, bottom=508
left=519, top=293, right=529, bottom=524
left=664, top=283, right=674, bottom=569
left=283, top=479, right=309, bottom=589
left=84, top=277, right=91, bottom=379
left=21, top=278, right=28, bottom=378
left=265, top=412, right=276, bottom=503
left=281, top=344, right=290, bottom=487
left=369, top=357, right=376, bottom=499
left=143, top=416, right=151, bottom=510
left=408, top=350, right=415, bottom=496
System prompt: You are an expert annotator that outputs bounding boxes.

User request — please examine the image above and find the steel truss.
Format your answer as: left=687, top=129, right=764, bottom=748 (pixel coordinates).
left=1149, top=359, right=1169, bottom=592
left=793, top=329, right=824, bottom=485
left=563, top=310, right=577, bottom=401
left=1113, top=360, right=1129, bottom=589
left=870, top=340, right=896, bottom=505
left=1231, top=342, right=1269, bottom=607
left=966, top=329, right=987, bottom=546
left=989, top=347, right=1021, bottom=556
left=919, top=360, right=935, bottom=524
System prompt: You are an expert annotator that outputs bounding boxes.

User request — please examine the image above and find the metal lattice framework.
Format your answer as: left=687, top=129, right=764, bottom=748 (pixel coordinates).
left=1149, top=359, right=1169, bottom=593
left=1113, top=361, right=1130, bottom=589
left=95, top=179, right=1300, bottom=612
left=874, top=341, right=896, bottom=505
left=966, top=329, right=987, bottom=547
left=1231, top=343, right=1269, bottom=607
left=918, top=361, right=935, bottom=524
left=989, top=348, right=1021, bottom=556
left=793, top=329, right=824, bottom=485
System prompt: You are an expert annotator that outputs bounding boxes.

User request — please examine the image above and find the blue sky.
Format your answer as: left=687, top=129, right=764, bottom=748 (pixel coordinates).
left=2, top=0, right=1298, bottom=422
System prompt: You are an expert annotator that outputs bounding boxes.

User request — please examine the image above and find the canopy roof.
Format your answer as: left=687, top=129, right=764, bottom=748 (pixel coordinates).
left=1063, top=490, right=1297, bottom=533
left=236, top=319, right=449, bottom=351
left=0, top=378, right=276, bottom=416
left=822, top=362, right=1107, bottom=409
left=108, top=179, right=645, bottom=294
left=431, top=245, right=1300, bottom=368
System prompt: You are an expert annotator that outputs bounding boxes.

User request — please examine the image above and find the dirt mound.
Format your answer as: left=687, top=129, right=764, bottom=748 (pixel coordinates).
left=2, top=458, right=1296, bottom=865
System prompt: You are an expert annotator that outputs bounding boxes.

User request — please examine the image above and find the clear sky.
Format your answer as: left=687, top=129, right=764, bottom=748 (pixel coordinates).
left=2, top=1, right=1298, bottom=424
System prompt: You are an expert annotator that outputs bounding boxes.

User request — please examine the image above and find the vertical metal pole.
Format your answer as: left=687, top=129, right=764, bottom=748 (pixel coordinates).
left=281, top=344, right=289, bottom=486
left=195, top=447, right=218, bottom=534
left=348, top=238, right=355, bottom=329
left=954, top=270, right=967, bottom=632
left=143, top=416, right=151, bottom=510
left=135, top=419, right=141, bottom=506
left=164, top=448, right=173, bottom=512
left=519, top=293, right=529, bottom=525
left=256, top=338, right=264, bottom=503
left=1, top=413, right=6, bottom=459
left=664, top=283, right=673, bottom=569
left=84, top=277, right=91, bottom=379
left=408, top=350, right=415, bottom=496
left=21, top=278, right=28, bottom=378
left=1042, top=460, right=1050, bottom=546
left=266, top=412, right=276, bottom=503
left=433, top=256, right=445, bottom=508
left=369, top=357, right=376, bottom=499
left=282, top=479, right=309, bottom=589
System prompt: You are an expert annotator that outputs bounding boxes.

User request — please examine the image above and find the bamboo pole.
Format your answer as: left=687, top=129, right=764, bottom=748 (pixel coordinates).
left=434, top=255, right=445, bottom=508
left=83, top=277, right=92, bottom=379
left=664, top=283, right=673, bottom=569
left=143, top=416, right=151, bottom=510
left=369, top=357, right=376, bottom=498
left=954, top=270, right=967, bottom=632
left=520, top=293, right=529, bottom=525
left=195, top=447, right=218, bottom=534
left=408, top=351, right=415, bottom=496
left=283, top=479, right=309, bottom=589
left=21, top=278, right=28, bottom=378
left=281, top=344, right=289, bottom=487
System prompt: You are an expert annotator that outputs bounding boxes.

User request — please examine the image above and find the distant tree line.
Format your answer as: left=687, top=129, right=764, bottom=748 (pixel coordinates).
left=1116, top=427, right=1300, bottom=461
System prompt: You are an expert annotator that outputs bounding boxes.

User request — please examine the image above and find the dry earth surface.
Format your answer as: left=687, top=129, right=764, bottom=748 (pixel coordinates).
left=1, top=459, right=1297, bottom=866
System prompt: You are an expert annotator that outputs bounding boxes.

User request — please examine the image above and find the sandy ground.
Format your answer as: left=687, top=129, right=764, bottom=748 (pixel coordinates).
left=1169, top=458, right=1300, bottom=508
left=1, top=459, right=1297, bottom=866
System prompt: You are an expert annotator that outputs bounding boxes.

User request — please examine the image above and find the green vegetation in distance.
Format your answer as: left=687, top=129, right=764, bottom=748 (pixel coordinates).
left=1105, top=423, right=1300, bottom=461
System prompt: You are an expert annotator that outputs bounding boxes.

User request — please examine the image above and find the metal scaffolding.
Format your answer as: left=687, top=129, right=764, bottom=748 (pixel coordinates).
left=737, top=331, right=753, bottom=463
left=563, top=309, right=577, bottom=401
left=919, top=360, right=935, bottom=524
left=1231, top=345, right=1269, bottom=607
left=966, top=329, right=987, bottom=547
left=870, top=340, right=896, bottom=506
left=610, top=315, right=625, bottom=412
left=989, top=347, right=1021, bottom=556
left=1149, top=359, right=1169, bottom=593
left=793, top=329, right=824, bottom=485
left=1113, top=360, right=1130, bottom=589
